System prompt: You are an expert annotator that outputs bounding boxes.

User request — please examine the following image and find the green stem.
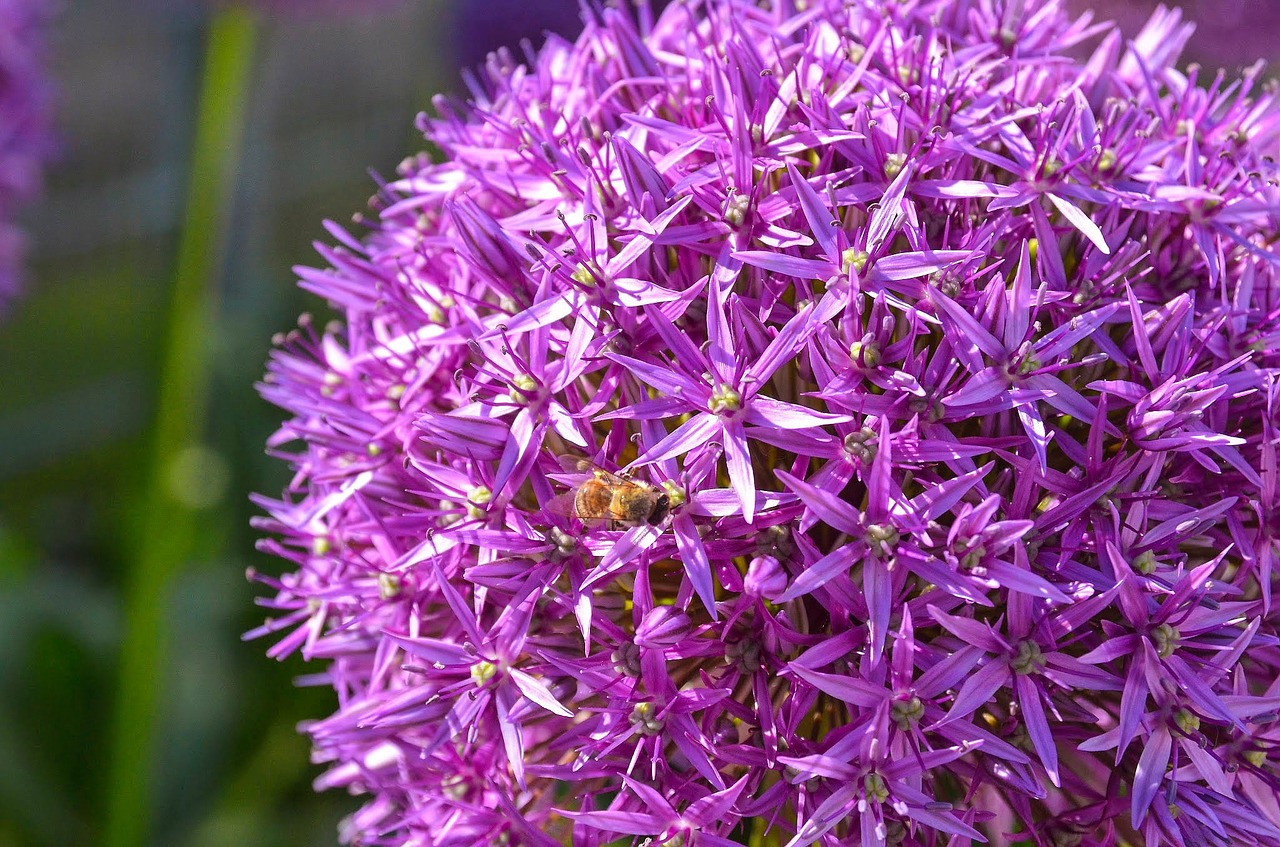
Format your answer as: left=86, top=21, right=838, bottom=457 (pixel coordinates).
left=103, top=10, right=258, bottom=847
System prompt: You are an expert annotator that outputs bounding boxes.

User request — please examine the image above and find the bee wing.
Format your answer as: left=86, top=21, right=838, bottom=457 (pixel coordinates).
left=591, top=467, right=632, bottom=486
left=545, top=491, right=578, bottom=518
left=557, top=455, right=595, bottom=475
left=545, top=490, right=610, bottom=528
left=556, top=454, right=639, bottom=485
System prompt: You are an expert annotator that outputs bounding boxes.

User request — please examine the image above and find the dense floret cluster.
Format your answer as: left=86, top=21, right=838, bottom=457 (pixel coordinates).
left=251, top=1, right=1280, bottom=844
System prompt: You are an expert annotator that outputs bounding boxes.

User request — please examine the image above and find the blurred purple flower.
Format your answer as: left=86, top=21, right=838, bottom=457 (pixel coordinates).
left=254, top=0, right=401, bottom=14
left=251, top=0, right=1280, bottom=844
left=0, top=0, right=52, bottom=311
left=449, top=0, right=587, bottom=72
left=196, top=0, right=403, bottom=16
left=449, top=1, right=675, bottom=72
left=1069, top=0, right=1280, bottom=68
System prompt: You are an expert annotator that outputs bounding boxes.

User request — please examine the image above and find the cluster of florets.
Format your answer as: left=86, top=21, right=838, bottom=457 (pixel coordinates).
left=0, top=0, right=52, bottom=310
left=250, top=1, right=1280, bottom=844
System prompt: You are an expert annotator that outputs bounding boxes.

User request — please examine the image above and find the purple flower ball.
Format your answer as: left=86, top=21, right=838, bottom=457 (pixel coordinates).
left=251, top=1, right=1280, bottom=844
left=0, top=0, right=52, bottom=311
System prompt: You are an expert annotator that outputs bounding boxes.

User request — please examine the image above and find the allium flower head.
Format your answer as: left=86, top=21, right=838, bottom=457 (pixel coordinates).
left=0, top=0, right=52, bottom=310
left=252, top=1, right=1280, bottom=844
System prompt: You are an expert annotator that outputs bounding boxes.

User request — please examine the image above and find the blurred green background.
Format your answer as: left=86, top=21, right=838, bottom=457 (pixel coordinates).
left=0, top=2, right=584, bottom=845
left=0, top=1, right=1274, bottom=846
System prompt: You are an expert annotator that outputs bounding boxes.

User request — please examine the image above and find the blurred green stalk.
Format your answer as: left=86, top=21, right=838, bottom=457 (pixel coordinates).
left=103, top=9, right=258, bottom=847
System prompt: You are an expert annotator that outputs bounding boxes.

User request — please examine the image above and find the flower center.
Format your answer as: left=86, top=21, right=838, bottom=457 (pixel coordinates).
left=1151, top=623, right=1180, bottom=658
left=865, top=523, right=899, bottom=558
left=725, top=637, right=763, bottom=674
left=843, top=426, right=878, bottom=462
left=709, top=384, right=742, bottom=414
left=611, top=642, right=641, bottom=678
left=466, top=485, right=493, bottom=520
left=629, top=702, right=664, bottom=736
left=724, top=191, right=750, bottom=227
left=1012, top=640, right=1045, bottom=675
left=661, top=480, right=688, bottom=508
left=377, top=573, right=401, bottom=600
left=841, top=247, right=869, bottom=274
left=471, top=660, right=497, bottom=687
left=1174, top=708, right=1200, bottom=734
left=509, top=373, right=539, bottom=404
left=864, top=772, right=890, bottom=803
left=1134, top=550, right=1158, bottom=574
left=891, top=695, right=924, bottom=729
left=956, top=540, right=987, bottom=572
left=1015, top=351, right=1041, bottom=376
left=850, top=338, right=882, bottom=369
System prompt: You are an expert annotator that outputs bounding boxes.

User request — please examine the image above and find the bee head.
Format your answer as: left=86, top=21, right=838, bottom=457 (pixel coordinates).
left=648, top=493, right=671, bottom=525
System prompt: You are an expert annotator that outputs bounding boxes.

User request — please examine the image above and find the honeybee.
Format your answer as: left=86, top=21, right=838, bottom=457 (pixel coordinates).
left=552, top=458, right=670, bottom=527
